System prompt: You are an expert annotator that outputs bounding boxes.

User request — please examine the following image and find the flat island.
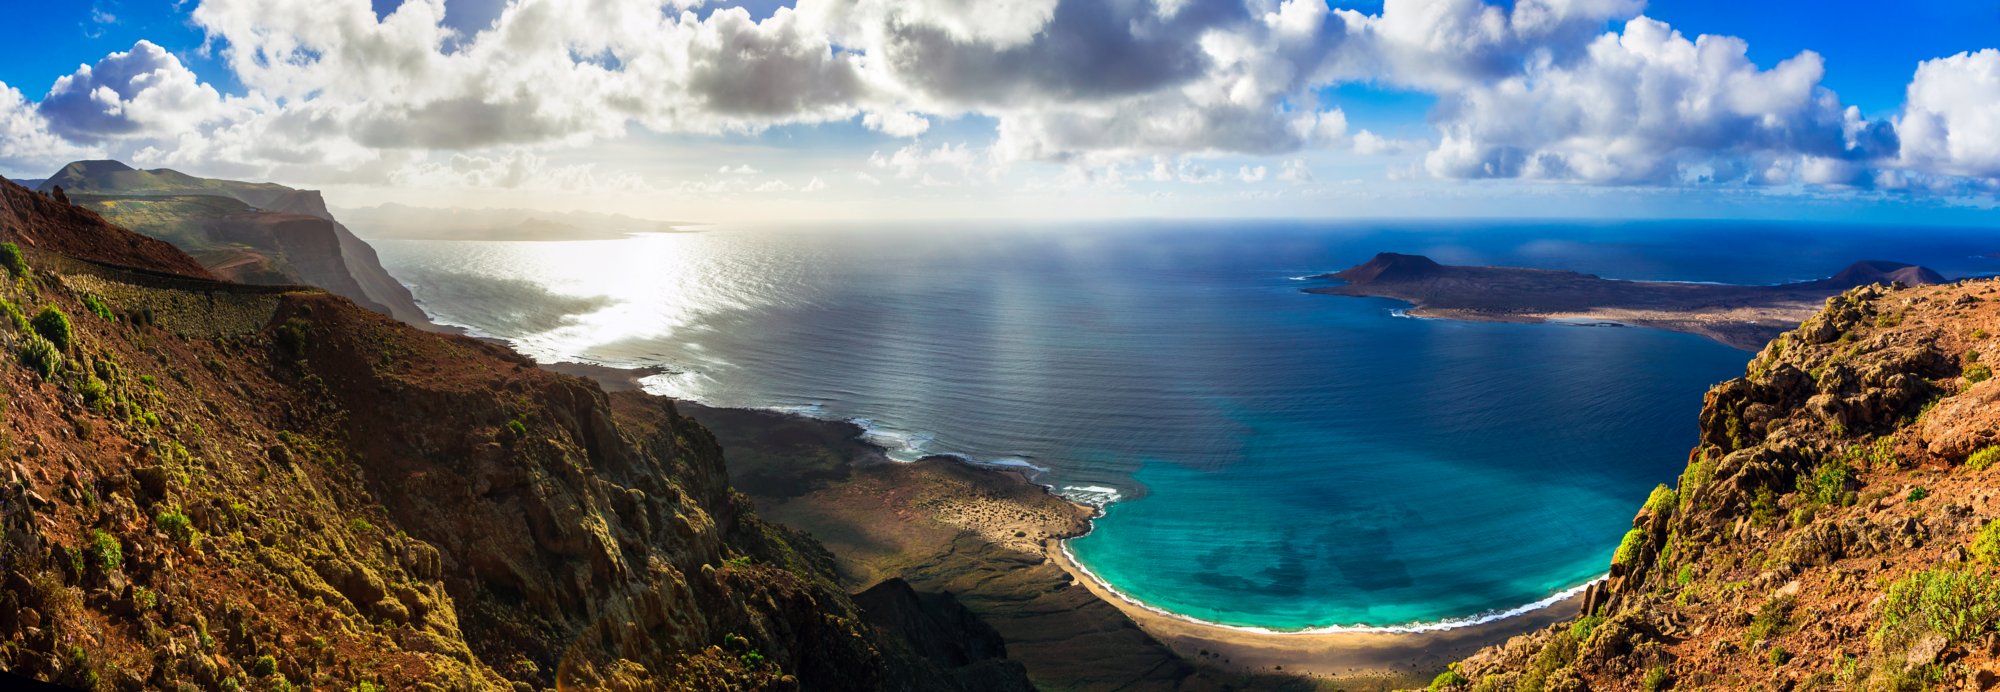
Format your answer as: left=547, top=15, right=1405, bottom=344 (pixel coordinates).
left=1308, top=253, right=1946, bottom=349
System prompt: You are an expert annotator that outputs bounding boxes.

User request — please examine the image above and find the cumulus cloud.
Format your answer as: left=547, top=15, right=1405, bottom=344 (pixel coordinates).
left=39, top=40, right=229, bottom=142
left=0, top=0, right=1992, bottom=199
left=0, top=83, right=103, bottom=171
left=1896, top=49, right=2000, bottom=179
left=1421, top=17, right=1890, bottom=185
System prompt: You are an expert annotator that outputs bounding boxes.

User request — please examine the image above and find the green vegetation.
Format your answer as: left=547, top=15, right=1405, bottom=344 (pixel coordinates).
left=347, top=517, right=375, bottom=535
left=275, top=318, right=310, bottom=359
left=79, top=294, right=115, bottom=322
left=1973, top=521, right=2000, bottom=567
left=252, top=655, right=278, bottom=677
left=1750, top=486, right=1780, bottom=526
left=1874, top=567, right=2000, bottom=649
left=0, top=243, right=22, bottom=278
left=1968, top=446, right=2000, bottom=471
left=1906, top=486, right=1929, bottom=502
left=156, top=509, right=195, bottom=544
left=86, top=530, right=122, bottom=572
left=1801, top=456, right=1854, bottom=506
left=1641, top=666, right=1670, bottom=691
left=1768, top=645, right=1791, bottom=667
left=1676, top=564, right=1696, bottom=586
left=17, top=333, right=61, bottom=379
left=1745, top=594, right=1794, bottom=646
left=1430, top=667, right=1470, bottom=690
left=1612, top=529, right=1647, bottom=567
left=1568, top=615, right=1604, bottom=641
left=506, top=418, right=528, bottom=440
left=32, top=306, right=72, bottom=352
left=1969, top=363, right=1995, bottom=384
left=133, top=586, right=157, bottom=610
left=1515, top=630, right=1580, bottom=692
left=1643, top=484, right=1677, bottom=518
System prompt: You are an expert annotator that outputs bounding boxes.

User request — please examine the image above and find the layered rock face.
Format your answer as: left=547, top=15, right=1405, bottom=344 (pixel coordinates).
left=1450, top=281, right=2000, bottom=690
left=0, top=177, right=1028, bottom=690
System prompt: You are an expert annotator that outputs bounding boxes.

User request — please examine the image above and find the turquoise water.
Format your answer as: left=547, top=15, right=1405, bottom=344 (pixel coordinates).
left=368, top=220, right=1995, bottom=630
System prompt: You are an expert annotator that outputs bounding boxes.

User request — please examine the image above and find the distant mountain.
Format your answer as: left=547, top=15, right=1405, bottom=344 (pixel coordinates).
left=11, top=178, right=45, bottom=190
left=39, top=161, right=435, bottom=328
left=1805, top=260, right=1948, bottom=289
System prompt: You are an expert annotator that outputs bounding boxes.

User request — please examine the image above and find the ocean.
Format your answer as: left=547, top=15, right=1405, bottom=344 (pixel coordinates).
left=369, top=219, right=1998, bottom=631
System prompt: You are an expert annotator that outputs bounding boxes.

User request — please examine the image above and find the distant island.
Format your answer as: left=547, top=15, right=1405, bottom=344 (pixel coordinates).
left=1308, top=253, right=1947, bottom=349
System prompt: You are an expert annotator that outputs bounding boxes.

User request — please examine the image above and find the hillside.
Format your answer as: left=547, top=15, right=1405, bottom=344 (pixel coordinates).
left=34, top=161, right=432, bottom=328
left=1446, top=280, right=2000, bottom=690
left=1312, top=253, right=1947, bottom=349
left=0, top=177, right=1031, bottom=690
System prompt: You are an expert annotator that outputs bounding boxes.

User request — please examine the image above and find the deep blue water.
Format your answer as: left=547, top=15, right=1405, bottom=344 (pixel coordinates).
left=368, top=219, right=1999, bottom=629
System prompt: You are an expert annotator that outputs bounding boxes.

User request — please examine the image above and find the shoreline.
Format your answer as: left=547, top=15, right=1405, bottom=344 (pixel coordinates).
left=542, top=359, right=1587, bottom=681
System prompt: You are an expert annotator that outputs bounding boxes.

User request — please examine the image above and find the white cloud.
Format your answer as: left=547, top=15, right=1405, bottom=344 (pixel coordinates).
left=1420, top=17, right=1885, bottom=185
left=1238, top=164, right=1267, bottom=182
left=1896, top=49, right=2000, bottom=179
left=1278, top=157, right=1314, bottom=183
left=801, top=176, right=828, bottom=192
left=39, top=40, right=229, bottom=142
left=0, top=83, right=103, bottom=172
left=862, top=111, right=931, bottom=137
left=719, top=164, right=760, bottom=175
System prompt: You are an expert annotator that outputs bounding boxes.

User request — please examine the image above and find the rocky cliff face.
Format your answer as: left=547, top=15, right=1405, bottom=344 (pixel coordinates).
left=0, top=176, right=1029, bottom=690
left=32, top=162, right=432, bottom=329
left=1449, top=280, right=2000, bottom=690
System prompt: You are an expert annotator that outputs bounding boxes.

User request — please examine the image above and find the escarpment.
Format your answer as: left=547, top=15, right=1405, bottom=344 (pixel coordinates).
left=0, top=176, right=1030, bottom=690
left=1448, top=280, right=2000, bottom=690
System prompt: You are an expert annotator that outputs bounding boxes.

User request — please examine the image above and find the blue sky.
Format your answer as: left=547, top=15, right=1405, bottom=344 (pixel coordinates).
left=0, top=1, right=1996, bottom=222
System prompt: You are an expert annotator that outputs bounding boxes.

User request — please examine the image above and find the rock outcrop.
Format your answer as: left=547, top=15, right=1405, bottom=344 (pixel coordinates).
left=1448, top=280, right=2000, bottom=690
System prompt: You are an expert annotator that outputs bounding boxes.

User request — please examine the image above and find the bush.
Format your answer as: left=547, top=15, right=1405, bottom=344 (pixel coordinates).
left=1429, top=668, right=1470, bottom=691
left=252, top=655, right=278, bottom=677
left=156, top=510, right=195, bottom=544
left=1768, top=645, right=1790, bottom=667
left=1643, top=484, right=1677, bottom=518
left=1745, top=594, right=1794, bottom=646
left=86, top=530, right=122, bottom=572
left=1907, top=486, right=1929, bottom=502
left=1569, top=614, right=1605, bottom=641
left=1968, top=446, right=2000, bottom=471
left=1, top=300, right=25, bottom=332
left=0, top=242, right=24, bottom=277
left=1801, top=457, right=1853, bottom=507
left=31, top=306, right=71, bottom=352
left=1875, top=567, right=2000, bottom=649
left=1641, top=666, right=1670, bottom=690
left=1974, top=522, right=2000, bottom=567
left=506, top=418, right=528, bottom=440
left=17, top=334, right=60, bottom=379
left=1969, top=363, right=1995, bottom=384
left=1612, top=529, right=1647, bottom=567
left=79, top=294, right=114, bottom=322
left=275, top=318, right=309, bottom=359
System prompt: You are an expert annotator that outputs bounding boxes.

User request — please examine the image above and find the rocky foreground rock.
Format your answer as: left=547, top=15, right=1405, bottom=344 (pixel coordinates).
left=1446, top=280, right=2000, bottom=690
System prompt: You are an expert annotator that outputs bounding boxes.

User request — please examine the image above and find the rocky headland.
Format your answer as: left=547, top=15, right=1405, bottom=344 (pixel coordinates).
left=1444, top=279, right=2000, bottom=689
left=1310, top=253, right=1947, bottom=350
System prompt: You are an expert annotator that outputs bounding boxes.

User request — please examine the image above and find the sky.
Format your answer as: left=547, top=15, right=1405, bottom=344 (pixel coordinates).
left=0, top=0, right=1997, bottom=224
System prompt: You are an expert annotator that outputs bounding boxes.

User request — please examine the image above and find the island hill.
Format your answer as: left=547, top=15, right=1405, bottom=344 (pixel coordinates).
left=1310, top=252, right=1947, bottom=350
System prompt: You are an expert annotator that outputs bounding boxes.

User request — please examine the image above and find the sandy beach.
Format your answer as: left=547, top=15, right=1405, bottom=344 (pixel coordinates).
left=1046, top=539, right=1586, bottom=688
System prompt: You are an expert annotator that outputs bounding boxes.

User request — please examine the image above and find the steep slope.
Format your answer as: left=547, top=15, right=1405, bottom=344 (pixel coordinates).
left=1448, top=280, right=2000, bottom=690
left=37, top=162, right=430, bottom=328
left=0, top=176, right=1029, bottom=690
left=0, top=177, right=212, bottom=279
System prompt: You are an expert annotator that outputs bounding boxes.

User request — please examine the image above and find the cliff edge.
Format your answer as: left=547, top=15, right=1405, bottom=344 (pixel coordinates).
left=1445, top=279, right=2000, bottom=690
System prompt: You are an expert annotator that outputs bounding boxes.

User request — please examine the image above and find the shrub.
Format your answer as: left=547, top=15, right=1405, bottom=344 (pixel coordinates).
left=18, top=334, right=60, bottom=379
left=79, top=294, right=114, bottom=322
left=1801, top=457, right=1853, bottom=507
left=1974, top=522, right=2000, bottom=567
left=1875, top=567, right=2000, bottom=648
left=1643, top=484, right=1677, bottom=518
left=1676, top=564, right=1696, bottom=586
left=1429, top=667, right=1470, bottom=691
left=275, top=318, right=309, bottom=359
left=1768, top=645, right=1791, bottom=667
left=1745, top=594, right=1794, bottom=646
left=1907, top=486, right=1929, bottom=502
left=1641, top=666, right=1670, bottom=691
left=1969, top=363, right=1995, bottom=384
left=1968, top=446, right=2000, bottom=471
left=506, top=418, right=528, bottom=440
left=1750, top=487, right=1780, bottom=526
left=1613, top=529, right=1647, bottom=567
left=133, top=586, right=157, bottom=610
left=252, top=655, right=278, bottom=677
left=0, top=242, right=23, bottom=277
left=347, top=517, right=374, bottom=535
left=156, top=510, right=195, bottom=544
left=78, top=376, right=108, bottom=412
left=1569, top=615, right=1605, bottom=641
left=86, top=530, right=122, bottom=572
left=31, top=306, right=72, bottom=352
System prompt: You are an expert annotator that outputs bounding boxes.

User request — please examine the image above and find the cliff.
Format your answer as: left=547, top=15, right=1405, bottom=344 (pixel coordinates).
left=34, top=162, right=432, bottom=329
left=1446, top=279, right=2000, bottom=690
left=0, top=176, right=1028, bottom=690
